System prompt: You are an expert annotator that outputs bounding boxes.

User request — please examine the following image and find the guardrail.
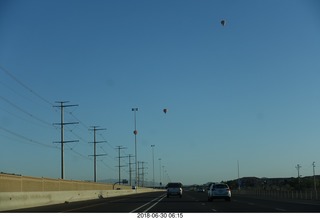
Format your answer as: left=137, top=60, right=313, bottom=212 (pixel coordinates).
left=232, top=189, right=319, bottom=201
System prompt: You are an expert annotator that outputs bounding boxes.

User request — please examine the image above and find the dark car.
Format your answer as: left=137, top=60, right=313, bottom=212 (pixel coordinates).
left=166, top=182, right=183, bottom=198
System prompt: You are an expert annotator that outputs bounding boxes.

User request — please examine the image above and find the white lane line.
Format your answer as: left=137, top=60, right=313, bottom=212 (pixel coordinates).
left=61, top=201, right=108, bottom=212
left=143, top=194, right=167, bottom=212
left=130, top=194, right=166, bottom=213
left=211, top=208, right=217, bottom=212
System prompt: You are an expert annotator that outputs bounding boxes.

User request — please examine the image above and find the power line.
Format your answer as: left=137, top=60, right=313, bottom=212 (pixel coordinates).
left=0, top=65, right=53, bottom=107
left=64, top=144, right=91, bottom=161
left=0, top=95, right=53, bottom=127
left=0, top=126, right=59, bottom=150
left=64, top=125, right=89, bottom=144
left=68, top=111, right=90, bottom=130
left=0, top=79, right=42, bottom=107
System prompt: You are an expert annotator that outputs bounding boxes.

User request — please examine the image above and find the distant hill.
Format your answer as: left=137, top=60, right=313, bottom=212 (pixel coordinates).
left=225, top=175, right=320, bottom=191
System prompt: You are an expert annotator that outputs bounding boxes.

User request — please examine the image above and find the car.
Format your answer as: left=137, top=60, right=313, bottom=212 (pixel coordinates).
left=196, top=187, right=205, bottom=192
left=166, top=182, right=183, bottom=198
left=207, top=183, right=231, bottom=202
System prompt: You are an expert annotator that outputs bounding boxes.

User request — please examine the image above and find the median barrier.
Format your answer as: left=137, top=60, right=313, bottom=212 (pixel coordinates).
left=0, top=188, right=160, bottom=211
left=0, top=174, right=162, bottom=211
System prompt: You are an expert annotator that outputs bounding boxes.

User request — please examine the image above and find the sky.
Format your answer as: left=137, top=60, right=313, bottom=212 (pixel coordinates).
left=1, top=0, right=320, bottom=186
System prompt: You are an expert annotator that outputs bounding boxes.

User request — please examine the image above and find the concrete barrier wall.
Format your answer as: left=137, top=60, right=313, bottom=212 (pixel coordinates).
left=0, top=174, right=162, bottom=211
left=0, top=188, right=158, bottom=211
left=0, top=174, right=127, bottom=192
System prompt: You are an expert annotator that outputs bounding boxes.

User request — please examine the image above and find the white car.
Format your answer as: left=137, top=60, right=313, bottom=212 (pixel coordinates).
left=166, top=182, right=183, bottom=198
left=207, top=183, right=231, bottom=202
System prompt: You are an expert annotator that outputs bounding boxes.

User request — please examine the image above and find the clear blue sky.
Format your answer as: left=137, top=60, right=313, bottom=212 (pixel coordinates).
left=1, top=0, right=320, bottom=185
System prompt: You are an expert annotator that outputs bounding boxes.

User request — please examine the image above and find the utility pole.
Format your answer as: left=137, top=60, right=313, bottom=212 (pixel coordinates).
left=296, top=164, right=302, bottom=191
left=162, top=165, right=165, bottom=186
left=151, top=145, right=155, bottom=188
left=116, top=146, right=127, bottom=184
left=237, top=160, right=240, bottom=190
left=159, top=158, right=162, bottom=187
left=132, top=108, right=138, bottom=188
left=128, top=154, right=134, bottom=186
left=142, top=162, right=145, bottom=187
left=312, top=162, right=317, bottom=199
left=138, top=161, right=147, bottom=187
left=89, top=126, right=107, bottom=182
left=53, top=101, right=79, bottom=179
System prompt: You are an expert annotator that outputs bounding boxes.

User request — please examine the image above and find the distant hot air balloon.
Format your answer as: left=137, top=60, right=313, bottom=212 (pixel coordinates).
left=220, top=20, right=226, bottom=26
left=163, top=109, right=167, bottom=114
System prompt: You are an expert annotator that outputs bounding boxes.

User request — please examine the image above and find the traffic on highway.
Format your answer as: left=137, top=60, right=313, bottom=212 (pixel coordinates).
left=8, top=189, right=320, bottom=213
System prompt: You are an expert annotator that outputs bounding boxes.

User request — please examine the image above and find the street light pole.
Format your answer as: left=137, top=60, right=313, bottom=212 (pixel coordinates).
left=296, top=164, right=302, bottom=191
left=151, top=145, right=155, bottom=188
left=162, top=165, right=165, bottom=186
left=132, top=108, right=138, bottom=188
left=313, top=162, right=317, bottom=199
left=159, top=158, right=162, bottom=187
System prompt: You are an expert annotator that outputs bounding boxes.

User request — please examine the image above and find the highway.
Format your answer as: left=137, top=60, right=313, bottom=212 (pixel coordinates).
left=9, top=190, right=320, bottom=213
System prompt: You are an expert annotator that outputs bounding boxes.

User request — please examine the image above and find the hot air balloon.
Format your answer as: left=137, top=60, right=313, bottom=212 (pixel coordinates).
left=221, top=20, right=226, bottom=26
left=163, top=109, right=167, bottom=114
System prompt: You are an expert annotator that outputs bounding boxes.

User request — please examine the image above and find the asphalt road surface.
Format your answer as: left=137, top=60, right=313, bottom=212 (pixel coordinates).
left=8, top=191, right=320, bottom=213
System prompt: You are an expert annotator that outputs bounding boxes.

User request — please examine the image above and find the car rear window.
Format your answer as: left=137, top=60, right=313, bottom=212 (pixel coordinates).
left=167, top=183, right=181, bottom=188
left=214, top=184, right=228, bottom=189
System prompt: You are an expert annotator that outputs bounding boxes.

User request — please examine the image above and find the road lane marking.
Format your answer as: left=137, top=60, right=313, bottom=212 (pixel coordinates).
left=61, top=201, right=109, bottom=212
left=211, top=208, right=217, bottom=212
left=130, top=194, right=166, bottom=213
left=143, top=194, right=167, bottom=212
left=109, top=197, right=130, bottom=203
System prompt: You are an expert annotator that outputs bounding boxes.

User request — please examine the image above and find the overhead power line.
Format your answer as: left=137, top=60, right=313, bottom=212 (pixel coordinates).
left=0, top=95, right=53, bottom=127
left=0, top=65, right=53, bottom=106
left=0, top=126, right=59, bottom=150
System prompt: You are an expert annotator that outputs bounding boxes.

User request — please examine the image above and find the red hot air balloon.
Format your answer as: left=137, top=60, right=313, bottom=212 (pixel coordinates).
left=163, top=109, right=167, bottom=114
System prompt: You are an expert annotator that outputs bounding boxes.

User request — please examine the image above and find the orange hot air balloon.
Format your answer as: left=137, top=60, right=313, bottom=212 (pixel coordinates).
left=163, top=109, right=167, bottom=114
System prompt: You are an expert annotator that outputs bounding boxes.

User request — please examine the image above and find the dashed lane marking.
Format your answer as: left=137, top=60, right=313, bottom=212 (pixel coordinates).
left=143, top=194, right=167, bottom=212
left=130, top=194, right=166, bottom=213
